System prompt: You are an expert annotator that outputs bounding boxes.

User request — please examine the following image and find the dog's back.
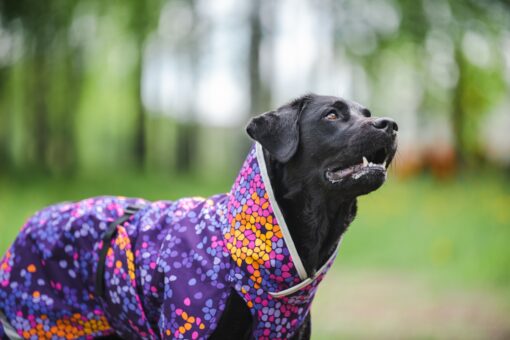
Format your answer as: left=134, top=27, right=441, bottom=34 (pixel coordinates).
left=0, top=195, right=233, bottom=339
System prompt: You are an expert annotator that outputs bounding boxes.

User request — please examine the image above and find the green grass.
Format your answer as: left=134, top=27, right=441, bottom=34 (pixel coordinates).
left=1, top=171, right=510, bottom=297
left=340, top=172, right=510, bottom=295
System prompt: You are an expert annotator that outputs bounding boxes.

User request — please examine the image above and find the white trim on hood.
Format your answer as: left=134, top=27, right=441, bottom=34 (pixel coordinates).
left=255, top=142, right=308, bottom=281
left=0, top=310, right=23, bottom=340
left=267, top=238, right=343, bottom=298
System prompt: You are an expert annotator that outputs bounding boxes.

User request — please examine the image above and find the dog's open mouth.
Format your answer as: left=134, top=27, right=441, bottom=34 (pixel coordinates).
left=325, top=147, right=390, bottom=183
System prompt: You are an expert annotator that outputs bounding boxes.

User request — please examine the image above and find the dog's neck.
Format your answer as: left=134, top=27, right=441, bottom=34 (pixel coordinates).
left=264, top=151, right=357, bottom=276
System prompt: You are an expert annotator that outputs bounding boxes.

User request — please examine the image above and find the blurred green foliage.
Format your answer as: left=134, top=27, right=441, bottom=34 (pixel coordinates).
left=0, top=0, right=509, bottom=175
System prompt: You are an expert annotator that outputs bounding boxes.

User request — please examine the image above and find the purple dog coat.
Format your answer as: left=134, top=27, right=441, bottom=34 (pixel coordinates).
left=0, top=144, right=342, bottom=339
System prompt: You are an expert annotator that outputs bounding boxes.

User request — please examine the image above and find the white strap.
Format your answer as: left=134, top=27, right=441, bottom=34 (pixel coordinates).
left=0, top=310, right=22, bottom=340
left=268, top=238, right=343, bottom=297
left=255, top=143, right=308, bottom=280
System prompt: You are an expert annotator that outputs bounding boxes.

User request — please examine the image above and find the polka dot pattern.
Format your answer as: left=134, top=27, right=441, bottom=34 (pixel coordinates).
left=225, top=145, right=339, bottom=339
left=0, top=144, right=338, bottom=339
left=0, top=197, right=145, bottom=339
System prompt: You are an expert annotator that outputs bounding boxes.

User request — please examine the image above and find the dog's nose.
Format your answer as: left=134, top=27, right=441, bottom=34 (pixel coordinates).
left=372, top=117, right=398, bottom=134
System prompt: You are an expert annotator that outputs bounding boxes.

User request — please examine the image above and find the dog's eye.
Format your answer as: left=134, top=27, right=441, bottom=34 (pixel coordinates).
left=324, top=111, right=339, bottom=121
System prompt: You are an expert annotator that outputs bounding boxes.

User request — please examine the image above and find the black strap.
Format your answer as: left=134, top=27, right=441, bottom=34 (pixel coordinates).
left=95, top=205, right=143, bottom=298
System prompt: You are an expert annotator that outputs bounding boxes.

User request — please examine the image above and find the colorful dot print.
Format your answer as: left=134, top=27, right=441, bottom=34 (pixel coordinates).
left=225, top=145, right=339, bottom=340
left=0, top=144, right=339, bottom=339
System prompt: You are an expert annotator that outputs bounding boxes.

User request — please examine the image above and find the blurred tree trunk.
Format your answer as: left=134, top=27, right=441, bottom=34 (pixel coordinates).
left=249, top=1, right=263, bottom=116
left=31, top=44, right=49, bottom=172
left=133, top=53, right=146, bottom=170
left=131, top=1, right=149, bottom=170
left=452, top=47, right=466, bottom=167
left=54, top=40, right=82, bottom=175
left=176, top=123, right=197, bottom=174
left=0, top=1, right=79, bottom=174
left=0, top=66, right=8, bottom=172
left=176, top=0, right=199, bottom=174
left=236, top=1, right=272, bottom=162
left=248, top=1, right=271, bottom=117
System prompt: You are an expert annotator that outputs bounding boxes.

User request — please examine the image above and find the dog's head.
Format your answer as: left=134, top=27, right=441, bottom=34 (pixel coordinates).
left=247, top=94, right=398, bottom=199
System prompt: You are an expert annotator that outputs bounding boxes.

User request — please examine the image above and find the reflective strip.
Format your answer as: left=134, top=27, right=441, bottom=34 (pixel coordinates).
left=268, top=238, right=343, bottom=298
left=269, top=277, right=314, bottom=298
left=0, top=310, right=22, bottom=340
left=255, top=142, right=308, bottom=280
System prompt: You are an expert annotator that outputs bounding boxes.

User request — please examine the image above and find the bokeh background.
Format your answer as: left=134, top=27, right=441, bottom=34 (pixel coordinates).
left=1, top=0, right=510, bottom=338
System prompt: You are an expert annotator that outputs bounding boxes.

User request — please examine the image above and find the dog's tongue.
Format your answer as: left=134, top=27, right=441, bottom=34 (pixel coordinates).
left=326, top=164, right=364, bottom=181
left=326, top=159, right=386, bottom=183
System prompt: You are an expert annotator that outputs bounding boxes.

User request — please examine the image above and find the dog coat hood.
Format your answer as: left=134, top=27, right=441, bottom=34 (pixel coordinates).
left=223, top=143, right=342, bottom=339
left=0, top=144, right=341, bottom=340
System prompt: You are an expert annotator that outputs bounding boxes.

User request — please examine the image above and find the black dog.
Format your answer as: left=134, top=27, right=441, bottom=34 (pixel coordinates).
left=1, top=94, right=396, bottom=340
left=208, top=94, right=398, bottom=339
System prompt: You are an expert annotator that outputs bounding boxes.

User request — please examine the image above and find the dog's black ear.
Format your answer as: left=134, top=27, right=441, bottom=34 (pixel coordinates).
left=246, top=96, right=309, bottom=163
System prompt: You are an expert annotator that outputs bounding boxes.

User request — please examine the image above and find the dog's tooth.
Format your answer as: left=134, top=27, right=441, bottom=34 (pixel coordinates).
left=363, top=157, right=368, bottom=167
left=382, top=161, right=387, bottom=168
